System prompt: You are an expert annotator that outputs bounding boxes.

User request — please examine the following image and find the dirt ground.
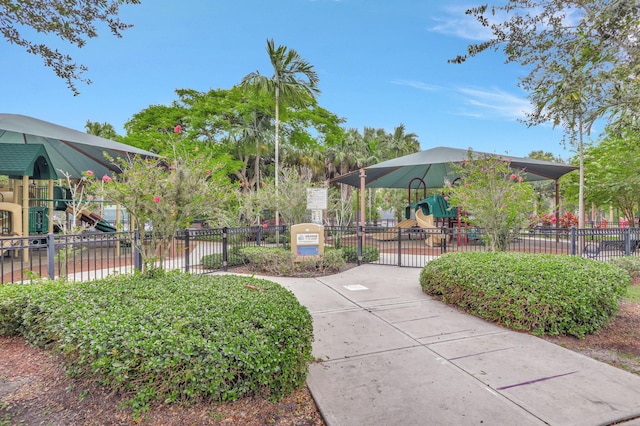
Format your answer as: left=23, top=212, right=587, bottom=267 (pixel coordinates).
left=1, top=275, right=639, bottom=425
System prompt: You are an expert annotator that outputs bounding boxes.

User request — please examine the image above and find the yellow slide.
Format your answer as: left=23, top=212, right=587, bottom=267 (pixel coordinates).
left=415, top=209, right=442, bottom=247
left=372, top=218, right=418, bottom=241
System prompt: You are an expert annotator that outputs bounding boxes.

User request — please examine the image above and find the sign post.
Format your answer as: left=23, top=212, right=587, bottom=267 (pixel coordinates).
left=307, top=188, right=327, bottom=225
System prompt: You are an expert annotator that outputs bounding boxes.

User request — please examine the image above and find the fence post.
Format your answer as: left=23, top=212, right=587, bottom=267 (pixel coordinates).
left=281, top=224, right=288, bottom=249
left=134, top=229, right=143, bottom=271
left=570, top=227, right=577, bottom=256
left=357, top=225, right=363, bottom=265
left=184, top=229, right=190, bottom=273
left=222, top=227, right=228, bottom=271
left=442, top=229, right=447, bottom=253
left=397, top=226, right=402, bottom=267
left=625, top=227, right=631, bottom=256
left=47, top=233, right=55, bottom=280
left=257, top=226, right=262, bottom=246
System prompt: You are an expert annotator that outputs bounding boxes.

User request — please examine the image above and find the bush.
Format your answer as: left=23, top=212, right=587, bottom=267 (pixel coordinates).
left=318, top=247, right=346, bottom=273
left=609, top=256, right=640, bottom=279
left=240, top=247, right=296, bottom=275
left=340, top=245, right=379, bottom=263
left=240, top=246, right=347, bottom=276
left=0, top=273, right=314, bottom=414
left=201, top=246, right=247, bottom=269
left=420, top=252, right=630, bottom=337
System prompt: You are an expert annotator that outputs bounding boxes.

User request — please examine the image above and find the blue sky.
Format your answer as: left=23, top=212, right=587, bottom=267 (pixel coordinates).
left=2, top=0, right=585, bottom=160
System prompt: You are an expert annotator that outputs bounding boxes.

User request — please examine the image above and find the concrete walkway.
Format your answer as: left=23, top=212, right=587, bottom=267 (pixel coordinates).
left=267, top=264, right=640, bottom=426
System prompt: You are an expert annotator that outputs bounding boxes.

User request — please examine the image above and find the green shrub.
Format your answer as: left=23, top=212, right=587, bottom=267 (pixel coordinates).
left=240, top=246, right=296, bottom=275
left=0, top=273, right=314, bottom=414
left=341, top=245, right=379, bottom=263
left=240, top=246, right=346, bottom=276
left=609, top=256, right=640, bottom=279
left=0, top=280, right=70, bottom=341
left=201, top=246, right=247, bottom=269
left=319, top=247, right=346, bottom=273
left=420, top=252, right=630, bottom=337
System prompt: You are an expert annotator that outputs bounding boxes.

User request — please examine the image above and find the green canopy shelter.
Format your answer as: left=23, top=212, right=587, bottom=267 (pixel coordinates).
left=0, top=114, right=157, bottom=179
left=331, top=146, right=578, bottom=225
left=332, top=146, right=577, bottom=189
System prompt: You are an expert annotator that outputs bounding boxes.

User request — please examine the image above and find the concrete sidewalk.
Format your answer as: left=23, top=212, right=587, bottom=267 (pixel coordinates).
left=269, top=264, right=640, bottom=426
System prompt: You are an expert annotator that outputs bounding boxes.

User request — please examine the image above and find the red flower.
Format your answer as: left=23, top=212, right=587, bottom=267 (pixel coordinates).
left=102, top=175, right=112, bottom=183
left=153, top=195, right=161, bottom=203
left=509, top=173, right=517, bottom=180
left=174, top=124, right=182, bottom=134
left=205, top=169, right=211, bottom=175
left=517, top=176, right=523, bottom=182
left=85, top=170, right=94, bottom=177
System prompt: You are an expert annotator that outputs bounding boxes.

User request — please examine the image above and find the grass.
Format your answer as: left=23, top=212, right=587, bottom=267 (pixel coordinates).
left=625, top=285, right=640, bottom=302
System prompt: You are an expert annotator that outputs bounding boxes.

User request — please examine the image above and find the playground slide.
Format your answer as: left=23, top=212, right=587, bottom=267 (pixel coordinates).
left=66, top=206, right=117, bottom=232
left=415, top=209, right=442, bottom=247
left=372, top=218, right=418, bottom=241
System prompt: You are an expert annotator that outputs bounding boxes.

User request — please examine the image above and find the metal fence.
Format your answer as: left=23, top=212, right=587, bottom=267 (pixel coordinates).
left=2, top=224, right=639, bottom=284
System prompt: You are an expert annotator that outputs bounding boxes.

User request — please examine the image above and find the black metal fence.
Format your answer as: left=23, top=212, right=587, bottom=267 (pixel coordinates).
left=2, top=225, right=639, bottom=284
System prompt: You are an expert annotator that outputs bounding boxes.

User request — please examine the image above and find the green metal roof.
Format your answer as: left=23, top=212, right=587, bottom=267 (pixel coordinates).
left=0, top=144, right=58, bottom=180
left=0, top=114, right=158, bottom=179
left=332, top=146, right=578, bottom=189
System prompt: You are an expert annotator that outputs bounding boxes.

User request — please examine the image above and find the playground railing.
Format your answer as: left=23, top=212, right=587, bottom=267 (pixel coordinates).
left=3, top=225, right=640, bottom=284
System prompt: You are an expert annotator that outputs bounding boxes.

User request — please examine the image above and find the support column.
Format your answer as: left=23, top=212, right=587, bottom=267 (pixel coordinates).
left=47, top=179, right=54, bottom=233
left=22, top=175, right=29, bottom=262
left=359, top=169, right=366, bottom=227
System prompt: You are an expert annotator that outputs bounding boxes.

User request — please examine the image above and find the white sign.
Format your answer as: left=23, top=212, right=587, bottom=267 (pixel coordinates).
left=296, top=233, right=319, bottom=245
left=311, top=209, right=323, bottom=225
left=307, top=188, right=328, bottom=210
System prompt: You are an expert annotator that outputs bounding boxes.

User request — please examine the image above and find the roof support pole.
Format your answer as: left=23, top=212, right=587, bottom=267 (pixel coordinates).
left=359, top=169, right=366, bottom=227
left=555, top=179, right=560, bottom=227
left=22, top=175, right=29, bottom=262
left=47, top=179, right=54, bottom=233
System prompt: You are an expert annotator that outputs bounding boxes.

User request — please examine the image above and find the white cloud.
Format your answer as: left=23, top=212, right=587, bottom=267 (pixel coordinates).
left=429, top=5, right=492, bottom=41
left=391, top=79, right=440, bottom=91
left=456, top=87, right=532, bottom=121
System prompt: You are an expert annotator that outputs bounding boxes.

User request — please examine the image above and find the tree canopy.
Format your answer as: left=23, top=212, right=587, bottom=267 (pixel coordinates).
left=2, top=0, right=140, bottom=94
left=452, top=0, right=640, bottom=132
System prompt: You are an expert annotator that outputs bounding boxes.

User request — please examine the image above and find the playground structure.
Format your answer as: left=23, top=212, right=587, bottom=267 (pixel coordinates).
left=0, top=184, right=119, bottom=237
left=374, top=177, right=462, bottom=247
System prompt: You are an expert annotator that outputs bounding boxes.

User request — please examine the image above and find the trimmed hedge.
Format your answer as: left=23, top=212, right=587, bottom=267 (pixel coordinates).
left=0, top=273, right=313, bottom=413
left=340, top=245, right=380, bottom=263
left=609, top=256, right=640, bottom=279
left=239, top=246, right=346, bottom=276
left=240, top=247, right=297, bottom=275
left=420, top=252, right=630, bottom=337
left=201, top=246, right=247, bottom=269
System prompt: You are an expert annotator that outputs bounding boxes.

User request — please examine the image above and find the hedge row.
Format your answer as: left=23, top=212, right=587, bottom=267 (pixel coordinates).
left=0, top=273, right=313, bottom=414
left=420, top=252, right=630, bottom=337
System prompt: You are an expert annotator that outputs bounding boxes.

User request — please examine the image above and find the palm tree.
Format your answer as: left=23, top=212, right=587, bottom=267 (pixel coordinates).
left=241, top=39, right=320, bottom=226
left=85, top=120, right=118, bottom=140
left=387, top=124, right=420, bottom=159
